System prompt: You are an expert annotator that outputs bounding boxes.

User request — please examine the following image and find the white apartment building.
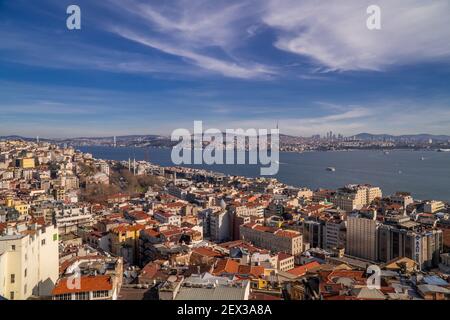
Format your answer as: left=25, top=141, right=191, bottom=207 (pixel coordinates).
left=53, top=204, right=93, bottom=234
left=240, top=223, right=303, bottom=255
left=324, top=219, right=345, bottom=250
left=391, top=192, right=414, bottom=208
left=153, top=211, right=181, bottom=226
left=332, top=185, right=382, bottom=212
left=424, top=200, right=445, bottom=214
left=209, top=209, right=231, bottom=242
left=0, top=223, right=59, bottom=300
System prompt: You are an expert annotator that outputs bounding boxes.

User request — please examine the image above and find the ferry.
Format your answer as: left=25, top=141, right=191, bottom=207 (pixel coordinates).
left=437, top=149, right=450, bottom=152
left=326, top=167, right=336, bottom=172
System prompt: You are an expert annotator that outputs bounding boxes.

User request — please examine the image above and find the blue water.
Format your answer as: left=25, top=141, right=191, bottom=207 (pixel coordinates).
left=79, top=147, right=450, bottom=202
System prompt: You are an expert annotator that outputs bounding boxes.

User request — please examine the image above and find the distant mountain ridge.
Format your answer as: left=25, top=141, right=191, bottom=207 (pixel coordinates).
left=353, top=133, right=450, bottom=141
left=1, top=132, right=450, bottom=146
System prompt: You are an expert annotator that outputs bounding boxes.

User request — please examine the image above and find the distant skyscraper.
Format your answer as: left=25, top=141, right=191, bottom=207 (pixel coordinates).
left=113, top=136, right=117, bottom=147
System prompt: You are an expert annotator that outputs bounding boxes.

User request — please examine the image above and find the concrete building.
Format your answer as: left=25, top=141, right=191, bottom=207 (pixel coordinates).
left=209, top=209, right=231, bottom=243
left=240, top=223, right=303, bottom=255
left=52, top=255, right=123, bottom=300
left=378, top=224, right=443, bottom=270
left=332, top=185, right=382, bottom=212
left=53, top=204, right=93, bottom=234
left=424, top=200, right=445, bottom=214
left=391, top=192, right=414, bottom=208
left=346, top=215, right=379, bottom=261
left=153, top=211, right=181, bottom=226
left=0, top=223, right=59, bottom=300
left=324, top=218, right=346, bottom=250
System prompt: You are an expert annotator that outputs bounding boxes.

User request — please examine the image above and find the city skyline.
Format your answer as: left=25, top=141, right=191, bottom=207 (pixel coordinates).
left=1, top=0, right=450, bottom=137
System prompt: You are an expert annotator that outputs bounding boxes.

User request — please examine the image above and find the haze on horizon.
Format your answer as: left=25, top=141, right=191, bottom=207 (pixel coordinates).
left=1, top=0, right=450, bottom=138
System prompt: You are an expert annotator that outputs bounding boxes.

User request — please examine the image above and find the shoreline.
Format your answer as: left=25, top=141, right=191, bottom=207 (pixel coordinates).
left=78, top=146, right=450, bottom=203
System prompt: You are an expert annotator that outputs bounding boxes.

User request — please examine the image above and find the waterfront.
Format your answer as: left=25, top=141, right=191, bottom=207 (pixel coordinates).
left=79, top=146, right=450, bottom=202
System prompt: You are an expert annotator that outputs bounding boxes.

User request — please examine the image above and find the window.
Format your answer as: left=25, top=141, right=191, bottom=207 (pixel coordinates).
left=75, top=292, right=89, bottom=300
left=24, top=268, right=27, bottom=278
left=24, top=285, right=27, bottom=295
left=55, top=293, right=72, bottom=300
left=10, top=292, right=14, bottom=300
left=93, top=290, right=109, bottom=299
left=53, top=233, right=58, bottom=241
left=41, top=239, right=46, bottom=246
left=11, top=245, right=15, bottom=251
left=10, top=274, right=15, bottom=284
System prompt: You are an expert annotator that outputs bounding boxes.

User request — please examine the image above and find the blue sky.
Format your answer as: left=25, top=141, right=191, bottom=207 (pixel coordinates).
left=0, top=0, right=450, bottom=138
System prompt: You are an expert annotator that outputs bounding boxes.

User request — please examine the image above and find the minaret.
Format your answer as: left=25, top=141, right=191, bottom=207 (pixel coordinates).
left=113, top=136, right=116, bottom=147
left=133, top=158, right=136, bottom=175
left=36, top=136, right=39, bottom=144
left=128, top=158, right=131, bottom=172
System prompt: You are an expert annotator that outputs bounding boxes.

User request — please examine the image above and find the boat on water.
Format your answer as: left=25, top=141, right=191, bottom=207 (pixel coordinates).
left=437, top=149, right=450, bottom=152
left=421, top=157, right=425, bottom=161
left=326, top=167, right=336, bottom=172
left=384, top=151, right=390, bottom=155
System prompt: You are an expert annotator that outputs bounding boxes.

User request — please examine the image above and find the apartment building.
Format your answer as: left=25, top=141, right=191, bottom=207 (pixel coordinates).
left=208, top=209, right=230, bottom=243
left=391, top=192, right=414, bottom=208
left=346, top=215, right=379, bottom=261
left=153, top=211, right=181, bottom=226
left=0, top=222, right=59, bottom=300
left=109, top=224, right=145, bottom=265
left=424, top=200, right=446, bottom=214
left=324, top=218, right=346, bottom=250
left=240, top=223, right=303, bottom=255
left=52, top=255, right=123, bottom=300
left=53, top=204, right=93, bottom=234
left=332, top=185, right=382, bottom=212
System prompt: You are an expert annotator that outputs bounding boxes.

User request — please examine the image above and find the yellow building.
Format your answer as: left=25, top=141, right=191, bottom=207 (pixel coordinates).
left=14, top=203, right=29, bottom=216
left=109, top=224, right=145, bottom=265
left=5, top=198, right=29, bottom=216
left=16, top=158, right=35, bottom=169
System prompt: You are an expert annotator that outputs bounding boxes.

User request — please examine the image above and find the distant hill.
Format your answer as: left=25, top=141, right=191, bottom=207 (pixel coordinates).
left=1, top=132, right=450, bottom=146
left=353, top=133, right=450, bottom=141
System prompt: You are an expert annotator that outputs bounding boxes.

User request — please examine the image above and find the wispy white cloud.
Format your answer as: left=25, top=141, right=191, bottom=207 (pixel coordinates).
left=110, top=27, right=275, bottom=79
left=262, top=0, right=450, bottom=71
left=2, top=0, right=449, bottom=77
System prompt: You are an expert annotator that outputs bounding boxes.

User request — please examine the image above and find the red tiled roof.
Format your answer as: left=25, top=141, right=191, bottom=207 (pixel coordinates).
left=213, top=259, right=240, bottom=275
left=278, top=252, right=293, bottom=261
left=140, top=262, right=160, bottom=279
left=287, top=261, right=321, bottom=276
left=52, top=275, right=112, bottom=295
left=237, top=265, right=265, bottom=277
left=192, top=247, right=223, bottom=258
left=274, top=229, right=300, bottom=239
